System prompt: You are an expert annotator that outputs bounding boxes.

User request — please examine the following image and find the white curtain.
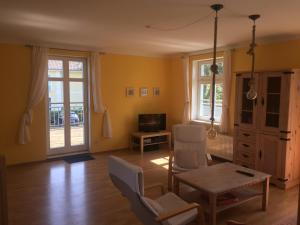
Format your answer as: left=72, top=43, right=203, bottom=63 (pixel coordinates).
left=90, top=52, right=112, bottom=138
left=220, top=50, right=232, bottom=134
left=18, top=47, right=48, bottom=144
left=182, top=55, right=191, bottom=124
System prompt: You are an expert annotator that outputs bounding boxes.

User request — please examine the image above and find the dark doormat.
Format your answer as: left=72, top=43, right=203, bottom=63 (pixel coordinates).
left=63, top=154, right=95, bottom=164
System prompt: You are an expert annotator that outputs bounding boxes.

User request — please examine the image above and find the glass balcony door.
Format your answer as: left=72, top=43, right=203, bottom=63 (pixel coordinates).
left=47, top=57, right=88, bottom=156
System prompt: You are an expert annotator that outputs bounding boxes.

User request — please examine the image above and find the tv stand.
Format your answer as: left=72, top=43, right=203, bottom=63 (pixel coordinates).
left=130, top=131, right=171, bottom=154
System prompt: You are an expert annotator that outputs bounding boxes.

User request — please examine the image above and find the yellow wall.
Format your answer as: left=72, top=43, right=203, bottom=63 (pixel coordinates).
left=168, top=56, right=184, bottom=127
left=3, top=39, right=300, bottom=165
left=0, top=44, right=171, bottom=165
left=91, top=54, right=171, bottom=152
left=0, top=44, right=47, bottom=164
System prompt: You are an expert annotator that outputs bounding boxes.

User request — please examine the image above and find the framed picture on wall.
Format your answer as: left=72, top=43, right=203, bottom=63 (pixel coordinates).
left=140, top=87, right=148, bottom=97
left=153, top=87, right=160, bottom=96
left=126, top=87, right=135, bottom=96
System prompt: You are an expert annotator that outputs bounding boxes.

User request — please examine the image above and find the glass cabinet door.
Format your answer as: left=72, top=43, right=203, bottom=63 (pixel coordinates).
left=241, top=77, right=254, bottom=124
left=260, top=72, right=289, bottom=133
left=235, top=73, right=258, bottom=129
left=265, top=76, right=281, bottom=128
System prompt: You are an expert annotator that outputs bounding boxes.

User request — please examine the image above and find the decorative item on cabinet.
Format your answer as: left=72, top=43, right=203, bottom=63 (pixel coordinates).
left=233, top=69, right=300, bottom=189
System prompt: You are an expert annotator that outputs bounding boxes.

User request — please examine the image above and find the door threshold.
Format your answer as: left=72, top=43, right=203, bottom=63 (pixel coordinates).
left=47, top=150, right=89, bottom=159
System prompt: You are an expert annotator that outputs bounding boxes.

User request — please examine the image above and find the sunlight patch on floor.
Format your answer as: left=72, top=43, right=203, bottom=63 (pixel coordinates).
left=150, top=156, right=169, bottom=169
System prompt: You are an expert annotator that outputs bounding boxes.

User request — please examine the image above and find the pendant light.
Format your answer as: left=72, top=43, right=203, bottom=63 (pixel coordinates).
left=246, top=14, right=260, bottom=100
left=207, top=4, right=223, bottom=139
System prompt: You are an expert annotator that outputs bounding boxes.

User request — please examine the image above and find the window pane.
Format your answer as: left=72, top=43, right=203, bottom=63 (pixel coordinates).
left=200, top=64, right=211, bottom=77
left=48, top=60, right=63, bottom=78
left=216, top=61, right=224, bottom=75
left=199, top=84, right=211, bottom=118
left=200, top=61, right=224, bottom=77
left=70, top=82, right=83, bottom=103
left=199, top=84, right=223, bottom=122
left=70, top=81, right=84, bottom=146
left=69, top=61, right=83, bottom=79
left=70, top=104, right=84, bottom=146
left=48, top=81, right=65, bottom=149
left=215, top=84, right=223, bottom=121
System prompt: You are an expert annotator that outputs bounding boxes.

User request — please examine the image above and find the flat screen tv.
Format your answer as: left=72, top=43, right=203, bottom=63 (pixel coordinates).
left=138, top=114, right=166, bottom=132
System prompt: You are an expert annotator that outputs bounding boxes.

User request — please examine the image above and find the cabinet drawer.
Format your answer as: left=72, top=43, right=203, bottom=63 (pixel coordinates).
left=236, top=160, right=255, bottom=169
left=237, top=150, right=255, bottom=164
left=237, top=141, right=256, bottom=153
left=238, top=130, right=256, bottom=142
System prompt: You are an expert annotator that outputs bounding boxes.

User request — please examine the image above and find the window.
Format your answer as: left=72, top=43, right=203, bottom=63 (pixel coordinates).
left=192, top=58, right=224, bottom=123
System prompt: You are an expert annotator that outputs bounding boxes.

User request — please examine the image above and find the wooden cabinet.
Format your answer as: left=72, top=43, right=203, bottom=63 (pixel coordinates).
left=258, top=134, right=281, bottom=178
left=233, top=69, right=300, bottom=189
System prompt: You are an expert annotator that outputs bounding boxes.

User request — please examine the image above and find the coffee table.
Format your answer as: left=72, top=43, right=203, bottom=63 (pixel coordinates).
left=174, top=162, right=271, bottom=225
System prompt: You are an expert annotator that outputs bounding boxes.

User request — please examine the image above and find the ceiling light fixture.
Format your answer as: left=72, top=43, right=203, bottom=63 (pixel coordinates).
left=246, top=14, right=260, bottom=100
left=207, top=3, right=223, bottom=139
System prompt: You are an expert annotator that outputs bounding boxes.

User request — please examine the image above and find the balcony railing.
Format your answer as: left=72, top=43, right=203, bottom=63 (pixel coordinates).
left=48, top=102, right=84, bottom=128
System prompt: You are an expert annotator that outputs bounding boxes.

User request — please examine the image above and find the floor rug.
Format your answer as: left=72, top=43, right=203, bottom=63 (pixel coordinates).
left=63, top=154, right=95, bottom=164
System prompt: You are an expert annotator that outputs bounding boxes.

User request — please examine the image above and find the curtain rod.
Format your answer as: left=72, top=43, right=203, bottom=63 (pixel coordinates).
left=24, top=44, right=106, bottom=55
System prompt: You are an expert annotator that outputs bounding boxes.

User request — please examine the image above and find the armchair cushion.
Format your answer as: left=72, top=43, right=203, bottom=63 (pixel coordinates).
left=142, top=193, right=198, bottom=225
left=174, top=149, right=199, bottom=169
left=156, top=192, right=197, bottom=225
left=141, top=196, right=164, bottom=216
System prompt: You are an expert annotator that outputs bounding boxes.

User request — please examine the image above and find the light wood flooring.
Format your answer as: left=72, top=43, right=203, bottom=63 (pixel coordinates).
left=6, top=148, right=298, bottom=225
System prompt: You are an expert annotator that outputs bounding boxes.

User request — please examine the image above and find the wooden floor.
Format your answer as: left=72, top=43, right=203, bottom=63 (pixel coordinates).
left=6, top=148, right=298, bottom=225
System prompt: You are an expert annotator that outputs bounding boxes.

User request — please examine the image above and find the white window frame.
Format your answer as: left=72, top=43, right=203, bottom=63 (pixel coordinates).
left=191, top=57, right=224, bottom=123
left=46, top=56, right=90, bottom=156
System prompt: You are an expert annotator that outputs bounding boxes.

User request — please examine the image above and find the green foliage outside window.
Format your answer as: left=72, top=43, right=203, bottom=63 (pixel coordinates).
left=201, top=62, right=224, bottom=76
left=200, top=61, right=223, bottom=102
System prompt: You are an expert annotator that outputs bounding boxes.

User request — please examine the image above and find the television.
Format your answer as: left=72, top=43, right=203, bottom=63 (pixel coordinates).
left=138, top=114, right=166, bottom=132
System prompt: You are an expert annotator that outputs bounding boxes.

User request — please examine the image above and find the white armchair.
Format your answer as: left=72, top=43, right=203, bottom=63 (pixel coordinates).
left=168, top=124, right=210, bottom=190
left=108, top=155, right=205, bottom=225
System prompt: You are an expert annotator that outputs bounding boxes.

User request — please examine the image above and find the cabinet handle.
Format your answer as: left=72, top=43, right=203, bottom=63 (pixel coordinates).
left=242, top=144, right=250, bottom=147
left=242, top=164, right=249, bottom=168
left=259, top=150, right=262, bottom=159
left=277, top=178, right=289, bottom=182
left=254, top=98, right=257, bottom=106
left=261, top=97, right=265, bottom=106
left=242, top=154, right=249, bottom=158
left=243, top=133, right=250, bottom=137
left=280, top=138, right=291, bottom=141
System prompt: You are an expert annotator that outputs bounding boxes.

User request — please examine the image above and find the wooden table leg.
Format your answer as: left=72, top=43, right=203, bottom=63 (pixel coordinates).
left=173, top=176, right=179, bottom=195
left=168, top=134, right=171, bottom=150
left=298, top=183, right=300, bottom=225
left=209, top=194, right=217, bottom=225
left=140, top=137, right=144, bottom=155
left=262, top=177, right=269, bottom=211
left=129, top=135, right=133, bottom=151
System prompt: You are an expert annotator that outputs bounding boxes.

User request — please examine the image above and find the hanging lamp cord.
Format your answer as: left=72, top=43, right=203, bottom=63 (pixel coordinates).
left=210, top=9, right=219, bottom=126
left=251, top=22, right=256, bottom=80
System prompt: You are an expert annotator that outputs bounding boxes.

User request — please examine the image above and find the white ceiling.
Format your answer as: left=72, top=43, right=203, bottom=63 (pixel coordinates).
left=0, top=0, right=300, bottom=56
